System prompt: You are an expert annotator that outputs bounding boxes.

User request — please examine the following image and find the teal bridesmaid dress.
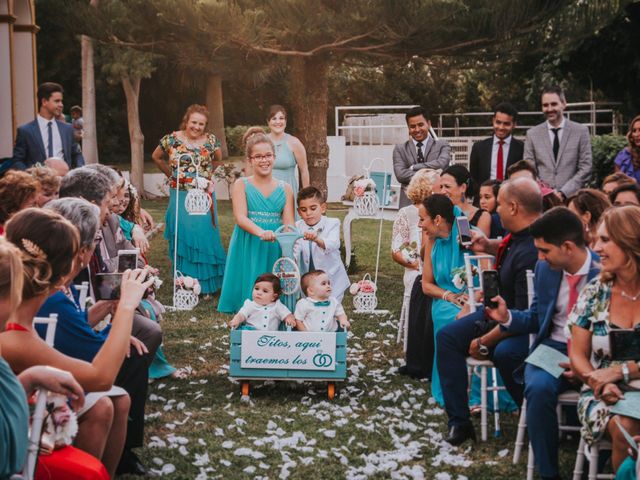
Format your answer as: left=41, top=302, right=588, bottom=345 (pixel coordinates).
left=218, top=179, right=285, bottom=313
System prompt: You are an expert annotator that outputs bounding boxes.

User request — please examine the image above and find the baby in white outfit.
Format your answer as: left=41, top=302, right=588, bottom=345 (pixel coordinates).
left=294, top=270, right=350, bottom=332
left=229, top=273, right=295, bottom=330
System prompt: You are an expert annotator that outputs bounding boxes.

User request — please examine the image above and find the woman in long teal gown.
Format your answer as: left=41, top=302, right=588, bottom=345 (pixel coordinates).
left=151, top=104, right=226, bottom=295
left=267, top=105, right=309, bottom=204
left=218, top=127, right=295, bottom=314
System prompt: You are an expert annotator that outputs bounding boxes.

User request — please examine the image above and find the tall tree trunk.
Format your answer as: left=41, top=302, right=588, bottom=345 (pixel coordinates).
left=80, top=0, right=99, bottom=164
left=289, top=56, right=330, bottom=196
left=205, top=74, right=228, bottom=159
left=122, top=75, right=145, bottom=197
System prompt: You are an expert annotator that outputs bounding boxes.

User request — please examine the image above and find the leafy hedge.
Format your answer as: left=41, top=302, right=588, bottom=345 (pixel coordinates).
left=590, top=134, right=628, bottom=187
left=224, top=125, right=269, bottom=157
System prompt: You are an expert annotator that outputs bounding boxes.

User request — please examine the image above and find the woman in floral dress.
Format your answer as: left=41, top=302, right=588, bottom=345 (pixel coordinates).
left=568, top=205, right=640, bottom=473
left=151, top=104, right=226, bottom=295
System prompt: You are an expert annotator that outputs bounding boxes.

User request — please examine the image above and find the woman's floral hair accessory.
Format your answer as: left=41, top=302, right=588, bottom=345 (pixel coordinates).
left=21, top=238, right=47, bottom=260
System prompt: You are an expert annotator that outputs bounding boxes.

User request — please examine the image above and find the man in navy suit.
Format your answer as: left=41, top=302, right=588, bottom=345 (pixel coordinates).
left=436, top=177, right=541, bottom=445
left=469, top=102, right=524, bottom=186
left=11, top=82, right=84, bottom=171
left=487, top=207, right=599, bottom=480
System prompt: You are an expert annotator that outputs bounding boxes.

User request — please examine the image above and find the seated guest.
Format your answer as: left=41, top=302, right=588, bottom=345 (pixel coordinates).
left=567, top=189, right=611, bottom=249
left=38, top=198, right=137, bottom=476
left=27, top=165, right=61, bottom=207
left=613, top=115, right=640, bottom=184
left=506, top=160, right=563, bottom=211
left=0, top=209, right=153, bottom=477
left=506, top=159, right=538, bottom=181
left=393, top=169, right=440, bottom=378
left=44, top=156, right=70, bottom=177
left=602, top=172, right=636, bottom=196
left=478, top=179, right=505, bottom=239
left=568, top=205, right=640, bottom=474
left=610, top=183, right=640, bottom=207
left=0, top=170, right=39, bottom=234
left=439, top=164, right=491, bottom=236
left=487, top=207, right=600, bottom=480
left=436, top=178, right=541, bottom=445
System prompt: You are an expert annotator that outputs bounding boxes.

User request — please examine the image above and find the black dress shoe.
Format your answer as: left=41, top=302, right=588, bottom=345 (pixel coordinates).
left=116, top=449, right=148, bottom=476
left=444, top=423, right=476, bottom=446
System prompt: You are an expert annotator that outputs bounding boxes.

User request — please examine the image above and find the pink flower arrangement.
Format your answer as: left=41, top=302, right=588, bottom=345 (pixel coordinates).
left=176, top=275, right=202, bottom=295
left=353, top=178, right=376, bottom=197
left=349, top=279, right=377, bottom=295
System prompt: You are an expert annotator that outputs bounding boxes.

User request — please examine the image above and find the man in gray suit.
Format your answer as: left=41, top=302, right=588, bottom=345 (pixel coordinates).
left=523, top=86, right=592, bottom=200
left=393, top=106, right=450, bottom=207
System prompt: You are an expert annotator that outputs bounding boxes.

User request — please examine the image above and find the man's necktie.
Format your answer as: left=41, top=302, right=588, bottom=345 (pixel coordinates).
left=416, top=142, right=424, bottom=162
left=47, top=121, right=53, bottom=157
left=308, top=227, right=315, bottom=271
left=313, top=300, right=331, bottom=307
left=566, top=273, right=584, bottom=316
left=551, top=128, right=560, bottom=161
left=496, top=139, right=505, bottom=181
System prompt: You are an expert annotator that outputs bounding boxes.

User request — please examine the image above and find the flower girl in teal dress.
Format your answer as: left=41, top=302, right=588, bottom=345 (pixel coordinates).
left=218, top=127, right=295, bottom=313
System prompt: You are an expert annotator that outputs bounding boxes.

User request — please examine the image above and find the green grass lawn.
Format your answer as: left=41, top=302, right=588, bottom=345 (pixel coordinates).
left=127, top=198, right=583, bottom=479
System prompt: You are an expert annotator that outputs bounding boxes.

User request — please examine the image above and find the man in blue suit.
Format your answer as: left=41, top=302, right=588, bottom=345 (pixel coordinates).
left=487, top=207, right=600, bottom=480
left=11, top=82, right=84, bottom=171
left=437, top=177, right=541, bottom=445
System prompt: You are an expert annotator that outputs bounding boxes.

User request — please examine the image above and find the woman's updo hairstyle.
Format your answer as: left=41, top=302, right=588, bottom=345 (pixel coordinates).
left=442, top=164, right=476, bottom=200
left=179, top=104, right=209, bottom=131
left=0, top=237, right=24, bottom=327
left=422, top=193, right=455, bottom=226
left=242, top=126, right=275, bottom=159
left=4, top=208, right=79, bottom=301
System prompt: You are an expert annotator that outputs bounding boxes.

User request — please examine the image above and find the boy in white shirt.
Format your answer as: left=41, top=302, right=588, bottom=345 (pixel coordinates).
left=295, top=270, right=350, bottom=332
left=229, top=273, right=295, bottom=330
left=295, top=187, right=350, bottom=302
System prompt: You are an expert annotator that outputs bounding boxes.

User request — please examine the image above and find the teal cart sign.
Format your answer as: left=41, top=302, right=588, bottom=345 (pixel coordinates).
left=240, top=331, right=337, bottom=371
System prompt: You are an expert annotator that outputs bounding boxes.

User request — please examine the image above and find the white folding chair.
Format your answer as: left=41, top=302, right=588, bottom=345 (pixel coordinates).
left=74, top=281, right=89, bottom=312
left=396, top=290, right=411, bottom=351
left=463, top=252, right=506, bottom=441
left=576, top=438, right=614, bottom=480
left=20, top=314, right=58, bottom=480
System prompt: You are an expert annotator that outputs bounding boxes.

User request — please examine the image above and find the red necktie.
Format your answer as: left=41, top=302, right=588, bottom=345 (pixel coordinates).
left=566, top=274, right=584, bottom=316
left=496, top=139, right=505, bottom=181
left=494, top=233, right=512, bottom=269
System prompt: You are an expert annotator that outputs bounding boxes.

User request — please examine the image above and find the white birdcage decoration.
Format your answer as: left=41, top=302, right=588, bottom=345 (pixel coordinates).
left=184, top=156, right=212, bottom=216
left=351, top=273, right=378, bottom=312
left=174, top=271, right=199, bottom=311
left=354, top=190, right=379, bottom=216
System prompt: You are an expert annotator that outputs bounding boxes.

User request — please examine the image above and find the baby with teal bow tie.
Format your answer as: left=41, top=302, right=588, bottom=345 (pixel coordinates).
left=294, top=270, right=350, bottom=332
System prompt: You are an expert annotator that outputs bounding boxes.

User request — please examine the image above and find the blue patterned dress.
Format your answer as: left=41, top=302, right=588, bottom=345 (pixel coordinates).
left=218, top=179, right=286, bottom=313
left=161, top=132, right=226, bottom=294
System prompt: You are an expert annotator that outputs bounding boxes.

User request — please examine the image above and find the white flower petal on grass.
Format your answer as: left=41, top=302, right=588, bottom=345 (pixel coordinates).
left=193, top=452, right=209, bottom=466
left=323, top=429, right=336, bottom=438
left=498, top=449, right=509, bottom=458
left=233, top=447, right=266, bottom=459
left=152, top=457, right=164, bottom=466
left=178, top=445, right=189, bottom=456
left=160, top=464, right=176, bottom=475
left=198, top=438, right=207, bottom=446
left=221, top=440, right=234, bottom=449
left=243, top=466, right=257, bottom=474
left=219, top=459, right=231, bottom=467
left=434, top=473, right=451, bottom=480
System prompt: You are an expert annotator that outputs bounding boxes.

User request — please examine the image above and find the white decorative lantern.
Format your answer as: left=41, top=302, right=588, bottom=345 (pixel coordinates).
left=354, top=191, right=379, bottom=216
left=185, top=188, right=212, bottom=216
left=351, top=273, right=378, bottom=313
left=174, top=271, right=199, bottom=311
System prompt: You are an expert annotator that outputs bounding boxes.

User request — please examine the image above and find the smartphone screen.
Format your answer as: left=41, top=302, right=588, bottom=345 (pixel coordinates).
left=456, top=216, right=472, bottom=247
left=482, top=270, right=500, bottom=309
left=95, top=273, right=123, bottom=300
left=117, top=249, right=139, bottom=272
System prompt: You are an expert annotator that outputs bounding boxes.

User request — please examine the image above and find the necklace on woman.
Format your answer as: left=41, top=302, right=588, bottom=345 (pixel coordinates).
left=621, top=289, right=640, bottom=301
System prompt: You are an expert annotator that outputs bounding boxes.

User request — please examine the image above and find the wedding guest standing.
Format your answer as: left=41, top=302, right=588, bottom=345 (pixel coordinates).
left=218, top=128, right=295, bottom=313
left=151, top=104, right=226, bottom=296
left=267, top=105, right=309, bottom=202
left=614, top=115, right=640, bottom=183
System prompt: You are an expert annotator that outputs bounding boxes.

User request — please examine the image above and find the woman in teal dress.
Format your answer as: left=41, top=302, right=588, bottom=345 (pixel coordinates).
left=267, top=105, right=309, bottom=205
left=420, top=194, right=469, bottom=405
left=218, top=127, right=295, bottom=313
left=151, top=104, right=226, bottom=295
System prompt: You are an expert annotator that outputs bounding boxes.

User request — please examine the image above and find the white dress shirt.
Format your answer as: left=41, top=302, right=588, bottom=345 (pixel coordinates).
left=238, top=299, right=291, bottom=331
left=294, top=297, right=345, bottom=332
left=546, top=117, right=567, bottom=146
left=490, top=135, right=512, bottom=179
left=549, top=250, right=591, bottom=343
left=37, top=115, right=64, bottom=159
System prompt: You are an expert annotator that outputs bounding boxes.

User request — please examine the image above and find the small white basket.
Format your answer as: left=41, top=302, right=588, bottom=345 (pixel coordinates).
left=174, top=271, right=199, bottom=311
left=353, top=190, right=379, bottom=217
left=352, top=273, right=378, bottom=312
left=185, top=188, right=212, bottom=216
